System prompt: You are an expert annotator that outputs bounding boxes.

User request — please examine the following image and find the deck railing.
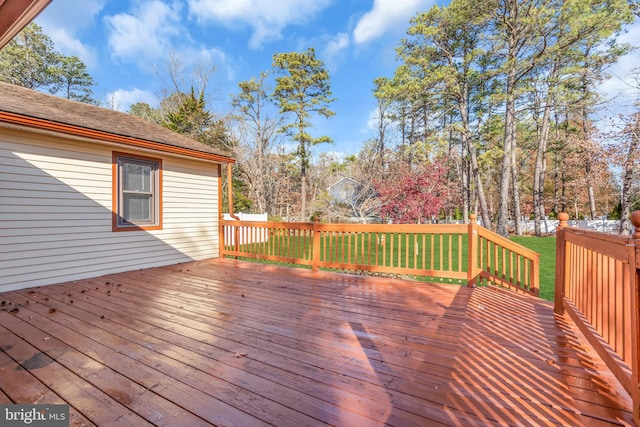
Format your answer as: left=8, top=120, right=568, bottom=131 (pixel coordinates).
left=555, top=211, right=640, bottom=425
left=221, top=215, right=540, bottom=295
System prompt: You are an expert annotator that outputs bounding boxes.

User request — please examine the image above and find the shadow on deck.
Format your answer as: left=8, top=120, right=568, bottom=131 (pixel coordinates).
left=0, top=258, right=633, bottom=426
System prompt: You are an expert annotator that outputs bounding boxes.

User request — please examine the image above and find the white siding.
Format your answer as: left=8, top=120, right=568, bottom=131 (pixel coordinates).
left=0, top=128, right=221, bottom=291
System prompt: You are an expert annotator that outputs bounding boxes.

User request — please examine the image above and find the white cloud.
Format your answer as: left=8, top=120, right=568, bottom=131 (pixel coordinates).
left=193, top=46, right=235, bottom=81
left=105, top=88, right=157, bottom=112
left=37, top=0, right=106, bottom=32
left=319, top=150, right=349, bottom=163
left=598, top=21, right=640, bottom=115
left=35, top=0, right=106, bottom=67
left=47, top=28, right=97, bottom=67
left=366, top=105, right=395, bottom=133
left=591, top=20, right=640, bottom=139
left=367, top=107, right=379, bottom=133
left=353, top=0, right=433, bottom=45
left=105, top=1, right=183, bottom=63
left=188, top=0, right=332, bottom=49
left=324, top=32, right=350, bottom=60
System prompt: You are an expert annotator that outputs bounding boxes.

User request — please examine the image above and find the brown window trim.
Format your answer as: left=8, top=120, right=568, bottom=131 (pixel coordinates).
left=112, top=151, right=163, bottom=232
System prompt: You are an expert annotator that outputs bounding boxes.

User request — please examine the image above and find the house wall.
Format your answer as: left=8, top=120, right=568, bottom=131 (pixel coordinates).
left=0, top=127, right=220, bottom=291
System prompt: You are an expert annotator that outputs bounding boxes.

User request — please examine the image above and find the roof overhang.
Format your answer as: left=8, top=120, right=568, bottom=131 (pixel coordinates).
left=0, top=0, right=52, bottom=49
left=0, top=111, right=235, bottom=164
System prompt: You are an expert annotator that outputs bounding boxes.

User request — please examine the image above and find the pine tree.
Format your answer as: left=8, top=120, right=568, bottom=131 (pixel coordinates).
left=272, top=48, right=335, bottom=221
left=51, top=55, right=97, bottom=104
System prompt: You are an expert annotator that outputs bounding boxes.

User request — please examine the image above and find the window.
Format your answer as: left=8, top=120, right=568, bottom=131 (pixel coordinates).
left=113, top=152, right=162, bottom=231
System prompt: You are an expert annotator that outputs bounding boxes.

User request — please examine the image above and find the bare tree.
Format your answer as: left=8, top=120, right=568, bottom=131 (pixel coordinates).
left=617, top=113, right=639, bottom=234
left=231, top=72, right=288, bottom=215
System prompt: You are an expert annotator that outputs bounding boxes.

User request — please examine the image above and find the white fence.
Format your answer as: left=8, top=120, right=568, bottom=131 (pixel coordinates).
left=517, top=219, right=625, bottom=235
left=223, top=213, right=268, bottom=245
left=222, top=214, right=627, bottom=241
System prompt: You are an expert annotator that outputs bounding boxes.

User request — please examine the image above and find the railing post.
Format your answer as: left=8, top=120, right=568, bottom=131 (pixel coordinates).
left=312, top=219, right=320, bottom=272
left=554, top=212, right=569, bottom=315
left=531, top=255, right=540, bottom=297
left=467, top=214, right=478, bottom=288
left=630, top=210, right=640, bottom=425
left=220, top=220, right=226, bottom=257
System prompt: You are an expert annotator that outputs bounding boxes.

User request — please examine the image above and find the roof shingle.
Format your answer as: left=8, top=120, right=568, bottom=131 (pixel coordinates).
left=0, top=81, right=233, bottom=161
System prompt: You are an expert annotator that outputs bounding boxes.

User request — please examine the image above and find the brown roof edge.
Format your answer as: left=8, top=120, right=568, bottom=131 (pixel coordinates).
left=0, top=111, right=235, bottom=163
left=0, top=0, right=52, bottom=49
left=0, top=82, right=235, bottom=163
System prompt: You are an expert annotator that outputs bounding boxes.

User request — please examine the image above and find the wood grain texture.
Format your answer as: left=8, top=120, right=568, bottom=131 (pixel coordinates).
left=0, top=259, right=633, bottom=426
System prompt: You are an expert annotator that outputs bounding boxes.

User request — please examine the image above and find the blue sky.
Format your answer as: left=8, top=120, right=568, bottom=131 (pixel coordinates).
left=34, top=1, right=639, bottom=158
left=34, top=0, right=442, bottom=157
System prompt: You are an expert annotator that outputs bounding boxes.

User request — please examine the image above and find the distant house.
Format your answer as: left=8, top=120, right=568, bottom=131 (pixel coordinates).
left=327, top=177, right=379, bottom=223
left=0, top=82, right=235, bottom=291
left=328, top=177, right=361, bottom=205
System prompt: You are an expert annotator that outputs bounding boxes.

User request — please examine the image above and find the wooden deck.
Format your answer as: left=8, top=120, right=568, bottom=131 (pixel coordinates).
left=0, top=258, right=633, bottom=426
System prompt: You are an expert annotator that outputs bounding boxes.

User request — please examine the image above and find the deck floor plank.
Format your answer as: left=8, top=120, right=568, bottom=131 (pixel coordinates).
left=1, top=303, right=232, bottom=427
left=0, top=258, right=634, bottom=426
left=55, top=276, right=532, bottom=425
left=0, top=388, right=11, bottom=404
left=110, top=266, right=627, bottom=409
left=6, top=289, right=318, bottom=427
left=0, top=336, right=96, bottom=426
left=0, top=317, right=149, bottom=426
left=102, top=277, right=619, bottom=422
left=35, top=279, right=468, bottom=425
left=132, top=268, right=595, bottom=370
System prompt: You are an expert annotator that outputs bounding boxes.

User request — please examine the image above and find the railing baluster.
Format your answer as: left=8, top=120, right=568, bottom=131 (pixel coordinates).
left=615, top=259, right=624, bottom=354
left=388, top=232, right=392, bottom=267
left=554, top=211, right=640, bottom=425
left=439, top=234, right=443, bottom=271
left=220, top=218, right=538, bottom=293
left=430, top=234, right=434, bottom=270
left=421, top=233, right=425, bottom=270
left=458, top=233, right=462, bottom=273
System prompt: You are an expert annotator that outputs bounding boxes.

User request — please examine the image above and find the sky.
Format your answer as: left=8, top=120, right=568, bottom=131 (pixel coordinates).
left=34, top=0, right=640, bottom=158
left=33, top=0, right=441, bottom=158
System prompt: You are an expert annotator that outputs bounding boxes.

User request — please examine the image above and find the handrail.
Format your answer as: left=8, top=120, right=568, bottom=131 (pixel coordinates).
left=475, top=224, right=540, bottom=296
left=221, top=215, right=539, bottom=295
left=555, top=211, right=640, bottom=425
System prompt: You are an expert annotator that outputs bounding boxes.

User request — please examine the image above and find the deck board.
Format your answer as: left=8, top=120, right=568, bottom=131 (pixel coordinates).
left=0, top=258, right=634, bottom=426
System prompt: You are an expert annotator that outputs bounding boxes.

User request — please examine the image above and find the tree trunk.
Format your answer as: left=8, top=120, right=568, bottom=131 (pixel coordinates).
left=619, top=116, right=638, bottom=234
left=462, top=143, right=470, bottom=224
left=459, top=115, right=470, bottom=224
left=552, top=109, right=561, bottom=216
left=533, top=96, right=552, bottom=236
left=511, top=147, right=522, bottom=235
left=587, top=181, right=597, bottom=219
left=470, top=141, right=491, bottom=228
left=553, top=153, right=559, bottom=215
left=561, top=169, right=567, bottom=213
left=300, top=139, right=308, bottom=222
left=300, top=173, right=307, bottom=222
left=496, top=68, right=517, bottom=237
left=584, top=155, right=597, bottom=219
left=459, top=96, right=491, bottom=228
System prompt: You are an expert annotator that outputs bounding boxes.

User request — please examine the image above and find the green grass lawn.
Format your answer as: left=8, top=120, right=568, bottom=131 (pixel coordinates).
left=228, top=230, right=558, bottom=301
left=511, top=236, right=556, bottom=301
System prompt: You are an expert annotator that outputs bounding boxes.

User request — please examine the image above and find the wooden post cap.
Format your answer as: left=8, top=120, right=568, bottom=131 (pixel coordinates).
left=469, top=214, right=477, bottom=224
left=558, top=212, right=569, bottom=229
left=631, top=210, right=640, bottom=238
